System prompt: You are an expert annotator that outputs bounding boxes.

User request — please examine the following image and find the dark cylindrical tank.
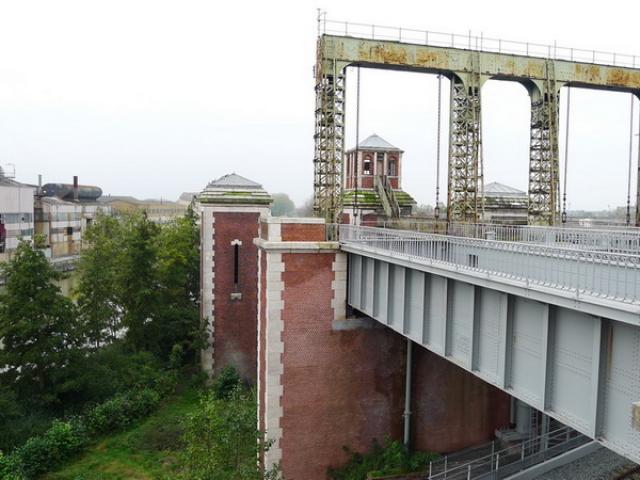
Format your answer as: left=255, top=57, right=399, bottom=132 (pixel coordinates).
left=41, top=183, right=103, bottom=201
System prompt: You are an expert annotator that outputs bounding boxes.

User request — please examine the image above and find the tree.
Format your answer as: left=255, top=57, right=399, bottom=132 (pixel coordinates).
left=117, top=213, right=160, bottom=352
left=0, top=240, right=79, bottom=405
left=181, top=385, right=279, bottom=480
left=75, top=213, right=124, bottom=348
left=270, top=193, right=295, bottom=217
left=153, top=213, right=200, bottom=362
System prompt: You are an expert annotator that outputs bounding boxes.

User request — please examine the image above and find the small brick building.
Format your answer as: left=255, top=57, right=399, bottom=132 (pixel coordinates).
left=343, top=134, right=416, bottom=224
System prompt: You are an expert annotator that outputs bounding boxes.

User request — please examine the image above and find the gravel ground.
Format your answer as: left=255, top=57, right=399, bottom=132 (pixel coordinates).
left=533, top=447, right=631, bottom=480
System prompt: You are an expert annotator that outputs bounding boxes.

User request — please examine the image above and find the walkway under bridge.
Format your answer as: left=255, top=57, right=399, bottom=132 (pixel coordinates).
left=340, top=224, right=640, bottom=465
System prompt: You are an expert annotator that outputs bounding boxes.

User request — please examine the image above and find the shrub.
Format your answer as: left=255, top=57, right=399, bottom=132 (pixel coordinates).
left=84, top=387, right=161, bottom=436
left=211, top=365, right=242, bottom=400
left=13, top=420, right=86, bottom=478
left=328, top=438, right=438, bottom=480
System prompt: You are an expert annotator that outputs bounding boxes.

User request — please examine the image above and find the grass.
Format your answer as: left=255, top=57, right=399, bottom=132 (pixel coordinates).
left=41, top=387, right=200, bottom=480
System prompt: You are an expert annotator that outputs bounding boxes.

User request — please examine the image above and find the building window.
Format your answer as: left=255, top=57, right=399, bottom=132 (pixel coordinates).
left=66, top=226, right=73, bottom=236
left=231, top=239, right=243, bottom=299
left=363, top=159, right=372, bottom=175
left=388, top=159, right=397, bottom=176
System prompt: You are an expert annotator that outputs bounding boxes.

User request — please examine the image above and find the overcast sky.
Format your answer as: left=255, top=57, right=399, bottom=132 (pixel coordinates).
left=1, top=0, right=639, bottom=210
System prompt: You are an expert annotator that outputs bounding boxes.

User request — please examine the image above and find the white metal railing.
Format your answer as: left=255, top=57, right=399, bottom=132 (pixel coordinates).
left=339, top=225, right=640, bottom=305
left=446, top=223, right=640, bottom=255
left=425, top=426, right=587, bottom=480
left=319, top=17, right=640, bottom=69
left=362, top=220, right=640, bottom=255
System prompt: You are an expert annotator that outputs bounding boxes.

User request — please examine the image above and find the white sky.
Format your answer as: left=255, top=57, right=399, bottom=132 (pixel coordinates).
left=0, top=0, right=639, bottom=210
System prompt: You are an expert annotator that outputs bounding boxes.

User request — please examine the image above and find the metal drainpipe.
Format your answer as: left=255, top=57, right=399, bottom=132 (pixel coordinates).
left=403, top=338, right=413, bottom=448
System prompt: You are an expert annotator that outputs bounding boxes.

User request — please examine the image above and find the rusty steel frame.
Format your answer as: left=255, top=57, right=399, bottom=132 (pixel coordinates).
left=528, top=64, right=562, bottom=225
left=314, top=36, right=345, bottom=223
left=447, top=76, right=482, bottom=222
left=314, top=32, right=640, bottom=226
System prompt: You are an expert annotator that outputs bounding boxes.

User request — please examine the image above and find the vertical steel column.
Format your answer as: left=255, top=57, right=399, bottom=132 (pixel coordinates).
left=403, top=338, right=413, bottom=447
left=528, top=63, right=561, bottom=226
left=313, top=36, right=345, bottom=224
left=448, top=75, right=481, bottom=223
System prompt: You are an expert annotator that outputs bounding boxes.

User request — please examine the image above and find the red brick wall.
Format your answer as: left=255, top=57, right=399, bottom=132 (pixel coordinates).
left=212, top=211, right=260, bottom=383
left=281, top=223, right=325, bottom=242
left=411, top=345, right=511, bottom=453
left=361, top=177, right=374, bottom=189
left=279, top=252, right=406, bottom=480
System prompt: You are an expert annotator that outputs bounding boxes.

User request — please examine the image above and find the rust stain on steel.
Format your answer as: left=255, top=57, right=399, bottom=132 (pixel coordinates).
left=524, top=61, right=545, bottom=78
left=368, top=44, right=409, bottom=65
left=574, top=64, right=602, bottom=83
left=606, top=68, right=640, bottom=88
left=416, top=49, right=445, bottom=68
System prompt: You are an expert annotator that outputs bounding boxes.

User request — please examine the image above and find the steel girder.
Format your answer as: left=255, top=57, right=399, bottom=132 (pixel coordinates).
left=313, top=39, right=345, bottom=224
left=528, top=68, right=562, bottom=226
left=448, top=76, right=482, bottom=223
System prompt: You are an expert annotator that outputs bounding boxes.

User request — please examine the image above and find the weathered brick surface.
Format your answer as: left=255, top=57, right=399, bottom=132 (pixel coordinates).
left=280, top=223, right=325, bottom=242
left=279, top=252, right=405, bottom=480
left=212, top=211, right=260, bottom=382
left=411, top=345, right=511, bottom=453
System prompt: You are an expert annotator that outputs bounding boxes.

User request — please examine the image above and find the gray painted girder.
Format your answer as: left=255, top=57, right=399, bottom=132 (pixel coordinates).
left=347, top=252, right=640, bottom=464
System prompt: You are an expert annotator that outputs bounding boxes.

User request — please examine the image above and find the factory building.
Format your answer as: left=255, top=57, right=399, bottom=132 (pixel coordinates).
left=0, top=167, right=35, bottom=261
left=480, top=182, right=528, bottom=225
left=35, top=177, right=110, bottom=258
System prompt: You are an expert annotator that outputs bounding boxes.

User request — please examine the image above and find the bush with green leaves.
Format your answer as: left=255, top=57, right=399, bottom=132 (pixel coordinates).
left=328, top=437, right=437, bottom=480
left=180, top=383, right=279, bottom=480
left=212, top=365, right=242, bottom=400
left=84, top=387, right=161, bottom=436
left=12, top=419, right=87, bottom=478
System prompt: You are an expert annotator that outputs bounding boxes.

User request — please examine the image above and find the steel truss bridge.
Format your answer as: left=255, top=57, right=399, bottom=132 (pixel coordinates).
left=313, top=18, right=640, bottom=225
left=340, top=222, right=640, bottom=466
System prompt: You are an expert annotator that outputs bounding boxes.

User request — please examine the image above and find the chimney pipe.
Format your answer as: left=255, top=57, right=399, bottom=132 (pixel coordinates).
left=37, top=174, right=42, bottom=196
left=73, top=176, right=79, bottom=202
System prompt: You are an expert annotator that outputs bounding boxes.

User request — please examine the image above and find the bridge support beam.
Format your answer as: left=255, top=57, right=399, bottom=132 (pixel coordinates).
left=403, top=338, right=413, bottom=448
left=448, top=74, right=482, bottom=223
left=313, top=43, right=346, bottom=224
left=528, top=72, right=563, bottom=226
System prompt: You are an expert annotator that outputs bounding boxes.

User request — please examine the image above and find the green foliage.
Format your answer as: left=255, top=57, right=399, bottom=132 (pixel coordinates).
left=153, top=214, right=201, bottom=361
left=118, top=212, right=160, bottom=353
left=13, top=420, right=87, bottom=478
left=212, top=365, right=242, bottom=400
left=180, top=384, right=279, bottom=480
left=75, top=213, right=123, bottom=348
left=0, top=240, right=79, bottom=406
left=271, top=193, right=296, bottom=217
left=84, top=388, right=162, bottom=436
left=1, top=373, right=176, bottom=479
left=328, top=438, right=437, bottom=480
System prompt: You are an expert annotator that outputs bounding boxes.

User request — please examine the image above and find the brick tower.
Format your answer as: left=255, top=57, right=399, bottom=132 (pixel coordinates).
left=343, top=134, right=416, bottom=224
left=199, top=173, right=272, bottom=382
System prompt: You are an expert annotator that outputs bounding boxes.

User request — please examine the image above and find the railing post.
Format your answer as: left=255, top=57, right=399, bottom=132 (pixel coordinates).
left=521, top=442, right=525, bottom=461
left=444, top=456, right=448, bottom=479
left=467, top=464, right=472, bottom=480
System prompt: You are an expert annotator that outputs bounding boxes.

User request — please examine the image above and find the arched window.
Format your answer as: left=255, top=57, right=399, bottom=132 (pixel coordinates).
left=388, top=159, right=397, bottom=176
left=363, top=158, right=372, bottom=175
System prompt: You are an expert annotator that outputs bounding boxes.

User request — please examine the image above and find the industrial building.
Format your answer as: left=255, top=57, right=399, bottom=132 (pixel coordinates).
left=0, top=166, right=35, bottom=261
left=35, top=178, right=110, bottom=258
left=98, top=195, right=186, bottom=223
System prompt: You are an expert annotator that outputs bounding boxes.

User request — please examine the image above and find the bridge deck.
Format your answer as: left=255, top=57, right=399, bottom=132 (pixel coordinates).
left=341, top=224, right=640, bottom=465
left=340, top=225, right=640, bottom=307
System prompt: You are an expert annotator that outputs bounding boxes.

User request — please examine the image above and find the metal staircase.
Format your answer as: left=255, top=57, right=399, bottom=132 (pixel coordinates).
left=375, top=175, right=401, bottom=218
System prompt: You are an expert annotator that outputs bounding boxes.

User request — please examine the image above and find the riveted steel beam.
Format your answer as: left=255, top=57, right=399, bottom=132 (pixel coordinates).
left=528, top=72, right=564, bottom=226
left=314, top=36, right=346, bottom=224
left=447, top=74, right=482, bottom=222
